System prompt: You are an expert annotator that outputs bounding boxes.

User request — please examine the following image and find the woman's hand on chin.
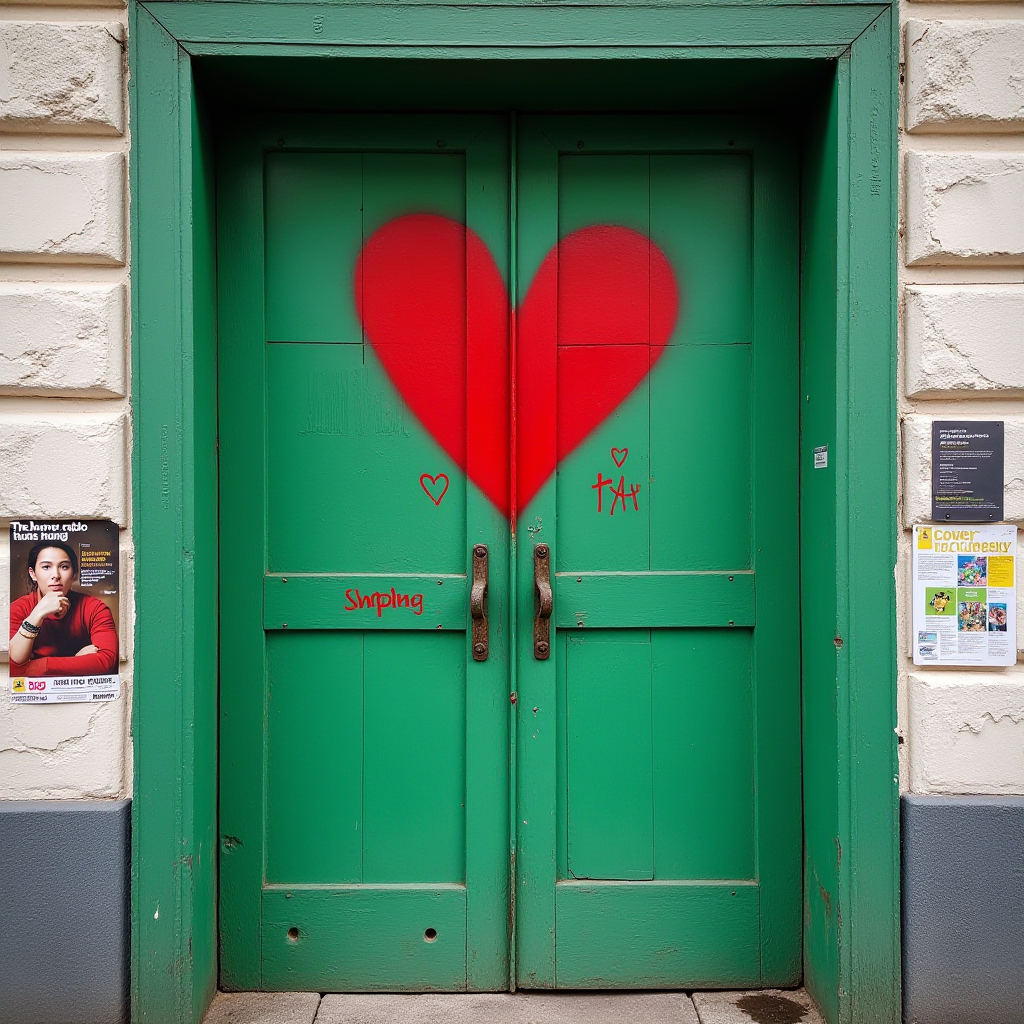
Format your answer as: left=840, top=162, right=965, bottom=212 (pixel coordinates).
left=75, top=644, right=100, bottom=657
left=34, top=591, right=70, bottom=622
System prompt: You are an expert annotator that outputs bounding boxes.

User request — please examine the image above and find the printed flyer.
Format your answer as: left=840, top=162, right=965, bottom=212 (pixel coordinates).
left=8, top=519, right=120, bottom=703
left=912, top=524, right=1017, bottom=667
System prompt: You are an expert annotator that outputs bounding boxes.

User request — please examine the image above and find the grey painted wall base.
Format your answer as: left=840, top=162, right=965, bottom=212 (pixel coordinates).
left=902, top=794, right=1024, bottom=1024
left=0, top=798, right=130, bottom=1024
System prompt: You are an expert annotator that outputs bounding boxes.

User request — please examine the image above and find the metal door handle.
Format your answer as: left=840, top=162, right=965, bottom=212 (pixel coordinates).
left=471, top=544, right=489, bottom=661
left=534, top=544, right=552, bottom=660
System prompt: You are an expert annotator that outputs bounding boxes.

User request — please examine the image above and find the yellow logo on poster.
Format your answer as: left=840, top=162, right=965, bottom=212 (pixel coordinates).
left=11, top=678, right=26, bottom=693
left=917, top=527, right=932, bottom=550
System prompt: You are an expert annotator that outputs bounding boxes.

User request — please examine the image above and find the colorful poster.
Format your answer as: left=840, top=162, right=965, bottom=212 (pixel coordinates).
left=8, top=519, right=120, bottom=703
left=913, top=524, right=1017, bottom=666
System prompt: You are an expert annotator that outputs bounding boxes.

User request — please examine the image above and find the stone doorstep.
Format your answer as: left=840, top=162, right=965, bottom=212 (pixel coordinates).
left=204, top=989, right=823, bottom=1024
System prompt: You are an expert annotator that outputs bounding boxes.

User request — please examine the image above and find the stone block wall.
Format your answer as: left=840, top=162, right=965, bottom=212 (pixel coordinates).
left=0, top=0, right=131, bottom=800
left=898, top=0, right=1024, bottom=799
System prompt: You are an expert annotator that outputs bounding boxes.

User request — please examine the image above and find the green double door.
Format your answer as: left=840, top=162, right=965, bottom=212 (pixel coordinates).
left=218, top=114, right=800, bottom=993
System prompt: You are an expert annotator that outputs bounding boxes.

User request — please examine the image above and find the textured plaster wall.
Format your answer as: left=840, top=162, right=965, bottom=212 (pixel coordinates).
left=0, top=0, right=131, bottom=799
left=0, top=0, right=1022, bottom=800
left=898, top=0, right=1024, bottom=795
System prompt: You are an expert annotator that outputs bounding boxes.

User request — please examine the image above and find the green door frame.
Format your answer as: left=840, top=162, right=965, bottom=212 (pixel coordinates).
left=129, top=3, right=898, bottom=1023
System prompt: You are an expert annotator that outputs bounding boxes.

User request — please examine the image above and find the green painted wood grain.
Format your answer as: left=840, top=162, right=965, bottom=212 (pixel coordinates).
left=559, top=153, right=650, bottom=241
left=145, top=2, right=887, bottom=52
left=263, top=574, right=467, bottom=629
left=650, top=345, right=753, bottom=570
left=131, top=8, right=221, bottom=1020
left=265, top=153, right=363, bottom=341
left=520, top=116, right=798, bottom=990
left=266, top=344, right=465, bottom=574
left=363, top=632, right=467, bottom=883
left=514, top=116, right=560, bottom=989
left=218, top=115, right=511, bottom=994
left=462, top=121, right=513, bottom=992
left=554, top=572, right=754, bottom=629
left=554, top=881, right=761, bottom=988
left=554, top=154, right=652, bottom=572
left=217, top=128, right=270, bottom=991
left=364, top=151, right=466, bottom=233
left=652, top=630, right=755, bottom=881
left=651, top=155, right=753, bottom=346
left=262, top=886, right=468, bottom=991
left=566, top=634, right=654, bottom=881
left=747, top=130, right=802, bottom=987
left=266, top=632, right=364, bottom=883
left=799, top=65, right=842, bottom=1023
left=842, top=12, right=900, bottom=1020
left=555, top=364, right=651, bottom=572
left=187, top=42, right=854, bottom=62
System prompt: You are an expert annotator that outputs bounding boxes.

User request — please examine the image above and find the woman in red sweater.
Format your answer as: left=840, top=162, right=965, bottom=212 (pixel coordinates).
left=9, top=541, right=118, bottom=678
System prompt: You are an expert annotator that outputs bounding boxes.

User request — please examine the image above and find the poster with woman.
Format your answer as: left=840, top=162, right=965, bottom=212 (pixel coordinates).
left=8, top=519, right=120, bottom=704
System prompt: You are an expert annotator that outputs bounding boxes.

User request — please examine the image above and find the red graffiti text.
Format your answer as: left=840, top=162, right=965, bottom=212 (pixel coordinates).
left=592, top=473, right=642, bottom=516
left=345, top=588, right=425, bottom=617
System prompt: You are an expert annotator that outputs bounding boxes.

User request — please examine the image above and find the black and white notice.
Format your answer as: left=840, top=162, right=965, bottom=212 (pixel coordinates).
left=931, top=421, right=1004, bottom=522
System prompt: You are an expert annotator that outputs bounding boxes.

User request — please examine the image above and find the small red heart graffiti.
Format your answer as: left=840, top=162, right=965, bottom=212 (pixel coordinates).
left=610, top=447, right=629, bottom=468
left=356, top=214, right=679, bottom=518
left=420, top=473, right=450, bottom=506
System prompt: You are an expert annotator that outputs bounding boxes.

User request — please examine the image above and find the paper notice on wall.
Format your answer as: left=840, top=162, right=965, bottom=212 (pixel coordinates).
left=8, top=519, right=120, bottom=704
left=912, top=524, right=1016, bottom=667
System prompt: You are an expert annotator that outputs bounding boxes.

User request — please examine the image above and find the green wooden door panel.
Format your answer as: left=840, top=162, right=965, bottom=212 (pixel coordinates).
left=265, top=153, right=363, bottom=342
left=515, top=115, right=800, bottom=989
left=363, top=151, right=467, bottom=233
left=650, top=345, right=752, bottom=570
left=220, top=115, right=511, bottom=993
left=266, top=249, right=466, bottom=578
left=264, top=574, right=466, bottom=630
left=558, top=153, right=651, bottom=265
left=652, top=629, right=755, bottom=880
left=262, top=886, right=468, bottom=991
left=566, top=633, right=654, bottom=881
left=555, top=359, right=651, bottom=572
left=553, top=882, right=760, bottom=989
left=554, top=572, right=754, bottom=629
left=362, top=631, right=467, bottom=883
left=266, top=632, right=364, bottom=884
left=650, top=155, right=753, bottom=346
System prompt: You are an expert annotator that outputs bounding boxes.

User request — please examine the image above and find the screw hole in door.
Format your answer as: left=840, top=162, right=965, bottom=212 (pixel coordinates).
left=424, top=928, right=438, bottom=942
left=287, top=927, right=300, bottom=942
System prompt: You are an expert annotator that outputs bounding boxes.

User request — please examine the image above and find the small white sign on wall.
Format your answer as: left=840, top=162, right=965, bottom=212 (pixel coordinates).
left=912, top=524, right=1017, bottom=667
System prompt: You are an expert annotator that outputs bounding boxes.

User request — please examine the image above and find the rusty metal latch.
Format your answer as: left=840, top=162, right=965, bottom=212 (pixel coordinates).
left=471, top=544, right=489, bottom=661
left=534, top=544, right=552, bottom=659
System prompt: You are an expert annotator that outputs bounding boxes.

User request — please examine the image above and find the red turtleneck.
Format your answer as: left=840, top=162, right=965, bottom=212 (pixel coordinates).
left=9, top=590, right=118, bottom=677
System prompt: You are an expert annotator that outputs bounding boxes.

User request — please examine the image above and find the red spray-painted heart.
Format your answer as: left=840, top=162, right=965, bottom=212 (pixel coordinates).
left=355, top=214, right=678, bottom=518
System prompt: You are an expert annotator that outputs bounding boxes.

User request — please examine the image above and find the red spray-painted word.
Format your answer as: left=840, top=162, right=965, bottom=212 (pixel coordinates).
left=592, top=473, right=641, bottom=515
left=345, top=588, right=425, bottom=617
